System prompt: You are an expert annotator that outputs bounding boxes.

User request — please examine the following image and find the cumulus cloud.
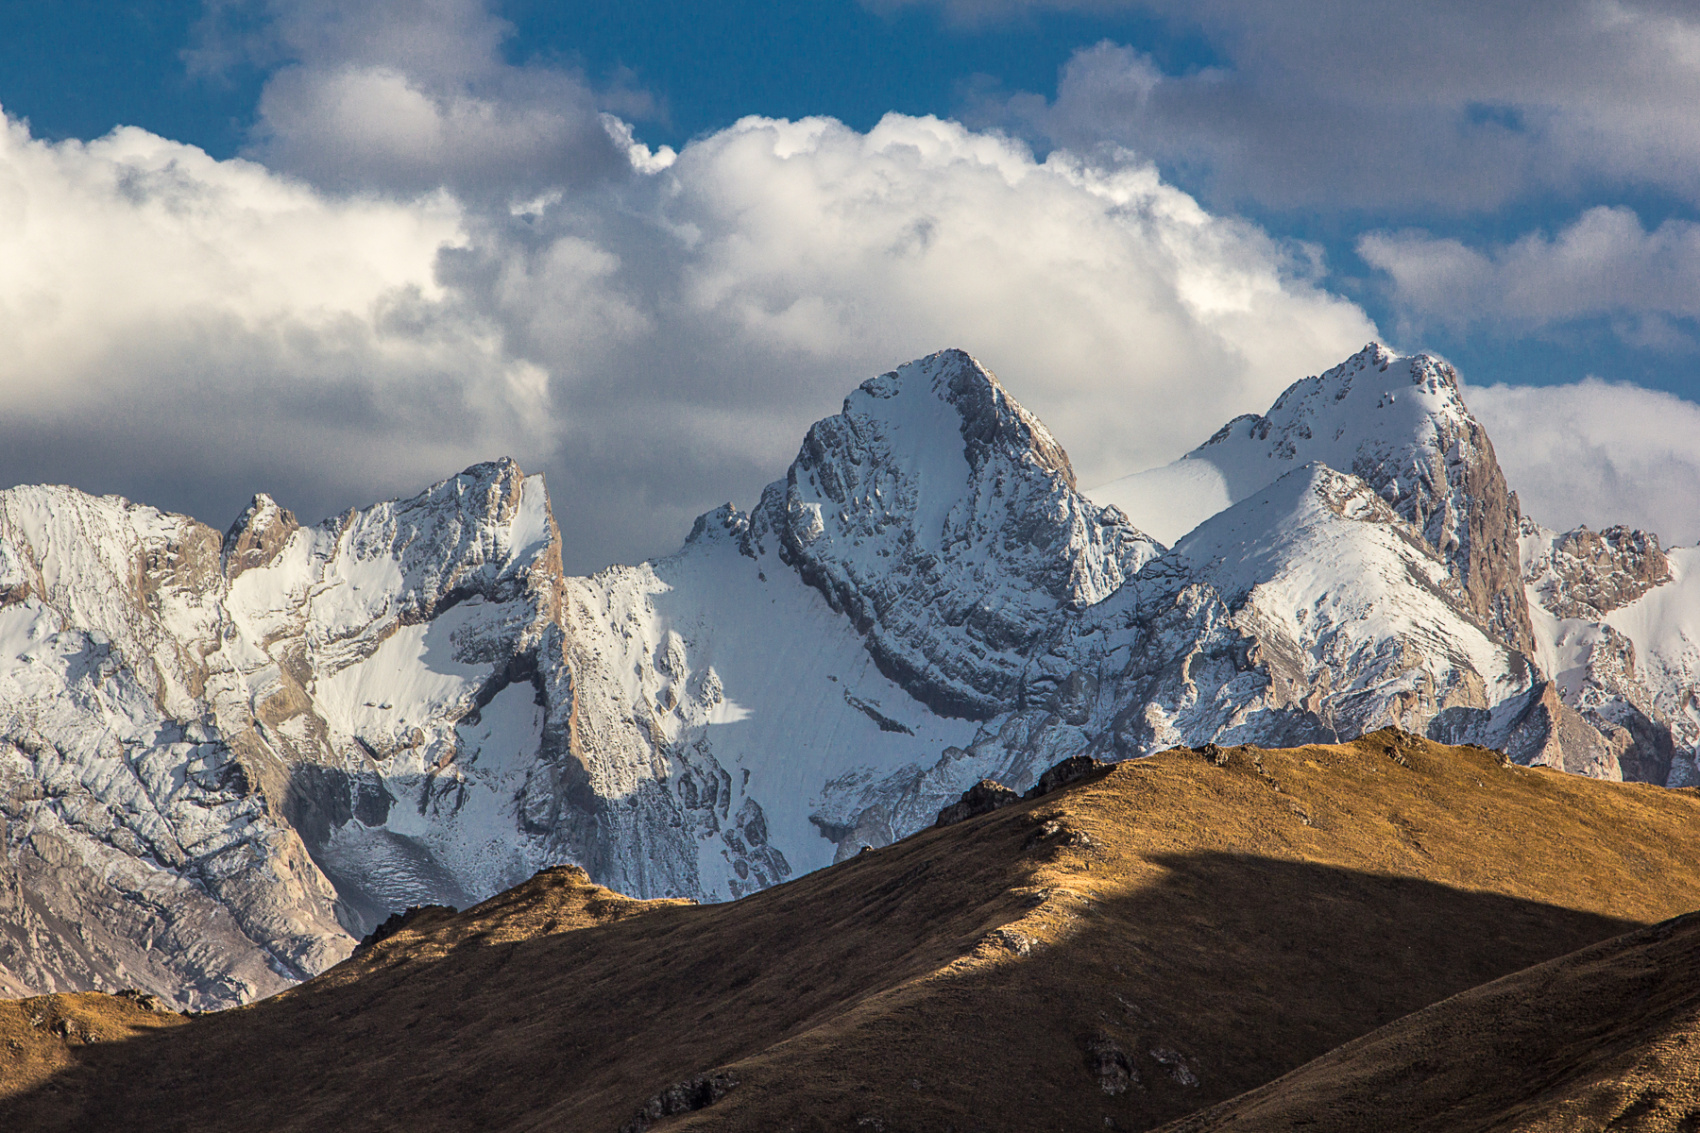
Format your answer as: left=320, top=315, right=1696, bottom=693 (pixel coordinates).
left=191, top=0, right=631, bottom=195
left=1360, top=207, right=1700, bottom=347
left=1466, top=378, right=1700, bottom=546
left=946, top=1, right=1700, bottom=213
left=0, top=113, right=560, bottom=528
left=0, top=101, right=1377, bottom=570
left=9, top=0, right=1695, bottom=576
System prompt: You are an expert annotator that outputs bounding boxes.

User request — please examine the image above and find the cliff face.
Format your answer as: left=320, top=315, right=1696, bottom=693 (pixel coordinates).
left=0, top=345, right=1686, bottom=1007
left=1527, top=524, right=1672, bottom=621
left=1521, top=520, right=1700, bottom=788
left=0, top=461, right=562, bottom=1007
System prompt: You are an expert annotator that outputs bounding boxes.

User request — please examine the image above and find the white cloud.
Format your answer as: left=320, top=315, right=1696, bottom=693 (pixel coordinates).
left=1359, top=207, right=1700, bottom=345
left=4, top=0, right=1653, bottom=572
left=442, top=113, right=1378, bottom=563
left=193, top=0, right=629, bottom=196
left=948, top=1, right=1700, bottom=213
left=1467, top=378, right=1700, bottom=546
left=0, top=104, right=1376, bottom=570
left=0, top=113, right=564, bottom=517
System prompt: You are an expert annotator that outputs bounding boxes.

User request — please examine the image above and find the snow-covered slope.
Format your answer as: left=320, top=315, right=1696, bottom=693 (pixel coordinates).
left=536, top=350, right=1155, bottom=895
left=0, top=343, right=1685, bottom=1008
left=0, top=461, right=563, bottom=1006
left=0, top=350, right=1151, bottom=1002
left=0, top=488, right=341, bottom=1007
left=826, top=461, right=1590, bottom=832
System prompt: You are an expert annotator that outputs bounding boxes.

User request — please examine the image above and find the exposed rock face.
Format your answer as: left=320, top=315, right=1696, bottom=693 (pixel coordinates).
left=620, top=1073, right=740, bottom=1133
left=0, top=461, right=561, bottom=1007
left=935, top=780, right=1020, bottom=827
left=917, top=463, right=1547, bottom=806
left=1526, top=524, right=1671, bottom=621
left=0, top=344, right=1686, bottom=1009
left=1194, top=346, right=1534, bottom=655
left=0, top=488, right=344, bottom=1008
left=1520, top=519, right=1697, bottom=787
left=222, top=495, right=300, bottom=580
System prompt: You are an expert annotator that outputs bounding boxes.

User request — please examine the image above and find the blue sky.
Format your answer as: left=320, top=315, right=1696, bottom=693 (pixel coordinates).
left=2, top=2, right=1204, bottom=155
left=2, top=0, right=1699, bottom=567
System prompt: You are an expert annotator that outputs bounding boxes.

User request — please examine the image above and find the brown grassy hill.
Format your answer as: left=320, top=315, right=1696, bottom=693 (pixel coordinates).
left=1156, top=909, right=1700, bottom=1133
left=3, top=731, right=1700, bottom=1132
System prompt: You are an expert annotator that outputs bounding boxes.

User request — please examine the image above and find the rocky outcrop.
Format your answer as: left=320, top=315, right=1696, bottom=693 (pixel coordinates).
left=620, top=1073, right=740, bottom=1133
left=935, top=780, right=1020, bottom=827
left=223, top=494, right=300, bottom=579
left=1519, top=519, right=1695, bottom=786
left=1526, top=523, right=1671, bottom=621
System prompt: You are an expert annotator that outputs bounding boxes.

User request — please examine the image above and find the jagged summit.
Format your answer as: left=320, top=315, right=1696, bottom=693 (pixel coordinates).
left=1191, top=344, right=1468, bottom=497
left=741, top=348, right=1160, bottom=718
left=223, top=493, right=299, bottom=577
left=1094, top=343, right=1469, bottom=537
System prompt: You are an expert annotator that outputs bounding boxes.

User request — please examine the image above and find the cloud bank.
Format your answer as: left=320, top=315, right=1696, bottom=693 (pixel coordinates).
left=940, top=0, right=1700, bottom=214
left=1, top=0, right=1695, bottom=575
left=191, top=0, right=633, bottom=195
left=928, top=1, right=1700, bottom=361
left=0, top=102, right=1380, bottom=570
left=1361, top=208, right=1700, bottom=349
left=1468, top=379, right=1700, bottom=547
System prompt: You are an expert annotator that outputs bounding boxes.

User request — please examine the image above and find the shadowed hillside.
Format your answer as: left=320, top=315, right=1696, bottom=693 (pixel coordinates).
left=1158, top=909, right=1700, bottom=1133
left=3, top=732, right=1700, bottom=1132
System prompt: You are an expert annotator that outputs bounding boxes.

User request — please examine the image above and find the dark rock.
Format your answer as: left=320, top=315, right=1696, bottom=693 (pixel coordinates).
left=620, top=1072, right=739, bottom=1133
left=1149, top=1047, right=1199, bottom=1087
left=354, top=904, right=458, bottom=955
left=1199, top=743, right=1229, bottom=767
left=1024, top=755, right=1108, bottom=800
left=935, top=779, right=1020, bottom=827
left=1026, top=819, right=1098, bottom=852
left=1086, top=1034, right=1139, bottom=1095
left=114, top=988, right=173, bottom=1014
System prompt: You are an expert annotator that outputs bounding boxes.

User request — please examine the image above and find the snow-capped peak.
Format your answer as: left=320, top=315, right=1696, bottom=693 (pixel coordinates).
left=1091, top=342, right=1533, bottom=653
left=746, top=348, right=1161, bottom=718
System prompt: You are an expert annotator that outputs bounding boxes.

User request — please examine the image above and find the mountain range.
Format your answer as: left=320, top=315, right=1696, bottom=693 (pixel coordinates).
left=2, top=342, right=1696, bottom=1008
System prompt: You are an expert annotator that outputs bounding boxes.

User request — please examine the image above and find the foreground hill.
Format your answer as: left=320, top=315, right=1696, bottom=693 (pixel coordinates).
left=1159, top=911, right=1700, bottom=1132
left=2, top=733, right=1699, bottom=1132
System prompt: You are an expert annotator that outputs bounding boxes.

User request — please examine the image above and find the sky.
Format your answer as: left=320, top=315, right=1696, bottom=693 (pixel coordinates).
left=2, top=0, right=1699, bottom=571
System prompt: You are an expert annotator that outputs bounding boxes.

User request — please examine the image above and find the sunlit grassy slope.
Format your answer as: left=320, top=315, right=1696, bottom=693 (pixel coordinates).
left=4, top=730, right=1700, bottom=1132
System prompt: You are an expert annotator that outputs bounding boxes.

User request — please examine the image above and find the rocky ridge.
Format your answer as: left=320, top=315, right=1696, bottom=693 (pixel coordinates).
left=0, top=344, right=1696, bottom=1007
